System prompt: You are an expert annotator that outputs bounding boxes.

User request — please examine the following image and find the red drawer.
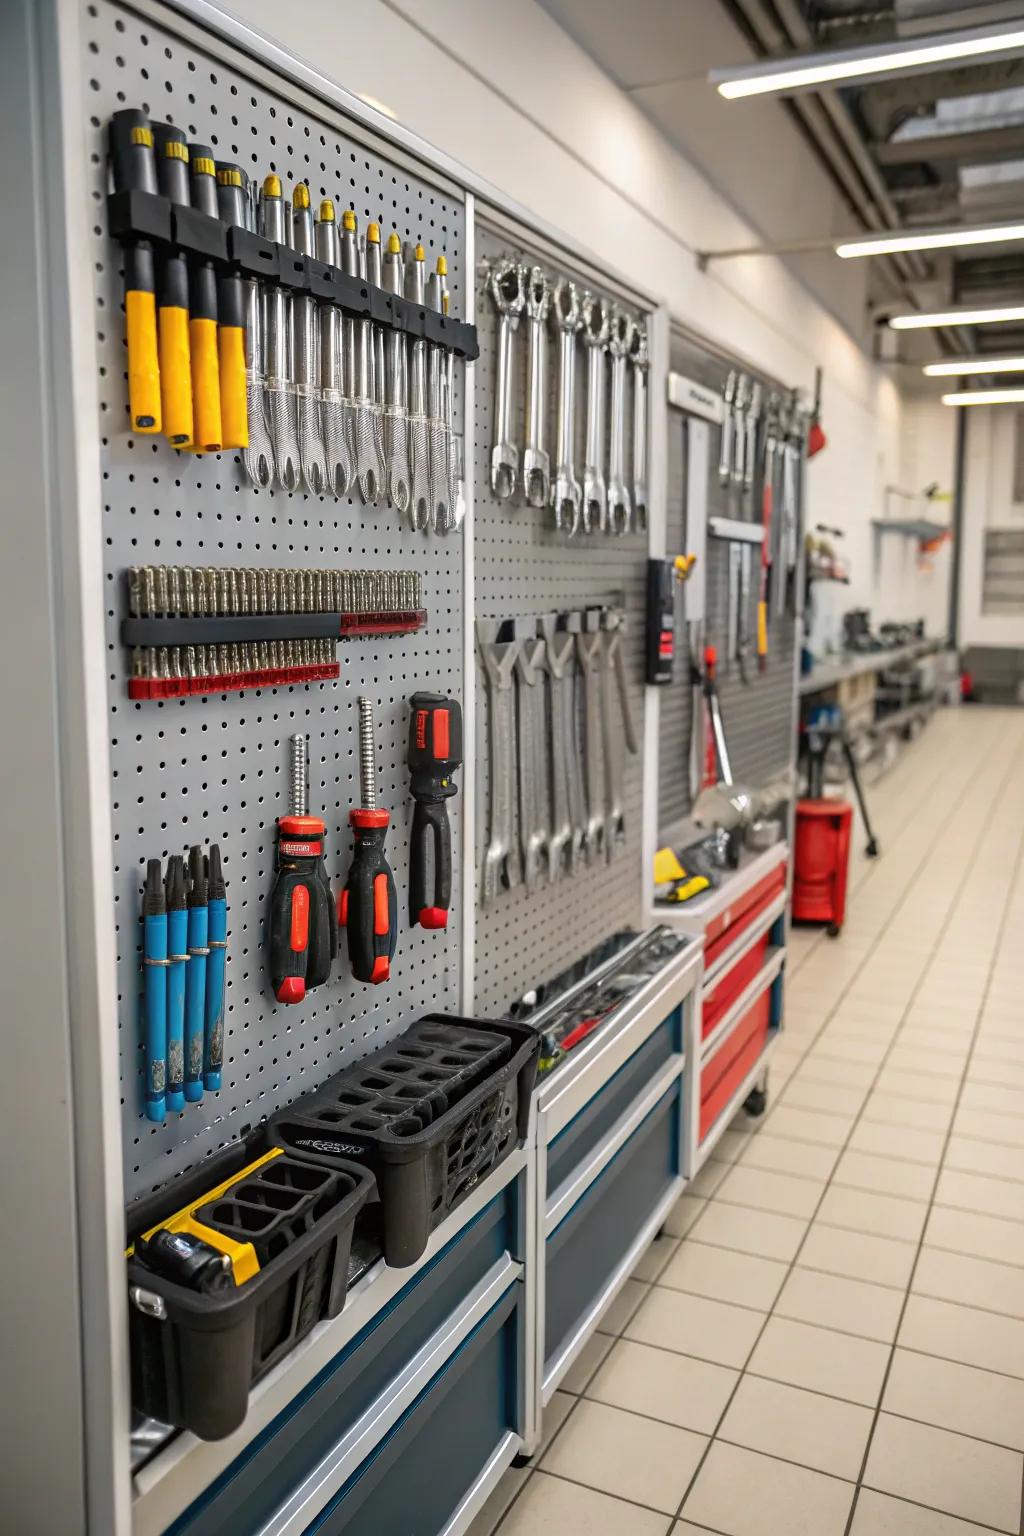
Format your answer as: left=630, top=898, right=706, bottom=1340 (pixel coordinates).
left=704, top=865, right=786, bottom=971
left=702, top=932, right=770, bottom=1040
left=699, top=990, right=771, bottom=1141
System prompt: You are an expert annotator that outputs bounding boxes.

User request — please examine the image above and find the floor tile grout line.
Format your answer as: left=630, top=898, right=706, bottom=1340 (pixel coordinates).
left=664, top=726, right=1007, bottom=1528
left=840, top=735, right=1024, bottom=1536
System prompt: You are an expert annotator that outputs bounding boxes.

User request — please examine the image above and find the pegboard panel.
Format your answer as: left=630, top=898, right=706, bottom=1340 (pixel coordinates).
left=83, top=0, right=468, bottom=1202
left=472, top=220, right=648, bottom=1017
left=659, top=329, right=799, bottom=835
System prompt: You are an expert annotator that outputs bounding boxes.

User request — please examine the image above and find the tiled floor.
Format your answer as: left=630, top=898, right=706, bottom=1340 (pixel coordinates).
left=471, top=706, right=1024, bottom=1536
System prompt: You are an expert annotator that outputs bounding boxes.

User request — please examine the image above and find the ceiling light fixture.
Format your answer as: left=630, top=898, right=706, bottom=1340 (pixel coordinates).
left=941, top=387, right=1024, bottom=406
left=924, top=356, right=1024, bottom=376
left=837, top=218, right=1024, bottom=258
left=709, top=19, right=1024, bottom=100
left=890, top=303, right=1024, bottom=330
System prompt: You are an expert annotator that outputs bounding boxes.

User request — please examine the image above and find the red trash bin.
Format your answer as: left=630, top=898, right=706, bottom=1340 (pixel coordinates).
left=792, top=798, right=853, bottom=936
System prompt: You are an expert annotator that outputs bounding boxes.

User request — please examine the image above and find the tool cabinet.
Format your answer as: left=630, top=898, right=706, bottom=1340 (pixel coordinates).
left=527, top=940, right=701, bottom=1433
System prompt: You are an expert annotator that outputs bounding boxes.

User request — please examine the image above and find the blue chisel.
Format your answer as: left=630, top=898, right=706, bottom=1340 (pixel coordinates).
left=142, top=858, right=168, bottom=1123
left=204, top=843, right=227, bottom=1091
left=164, top=854, right=187, bottom=1113
left=184, top=845, right=208, bottom=1103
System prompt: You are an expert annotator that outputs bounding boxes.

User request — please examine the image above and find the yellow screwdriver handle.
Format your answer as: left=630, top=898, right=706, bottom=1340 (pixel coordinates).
left=217, top=324, right=248, bottom=450
left=159, top=303, right=193, bottom=446
left=125, top=287, right=162, bottom=433
left=189, top=315, right=223, bottom=453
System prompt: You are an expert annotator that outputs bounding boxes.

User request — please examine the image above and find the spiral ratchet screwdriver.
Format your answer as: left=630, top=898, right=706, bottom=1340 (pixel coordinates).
left=268, top=734, right=338, bottom=1004
left=341, top=699, right=398, bottom=983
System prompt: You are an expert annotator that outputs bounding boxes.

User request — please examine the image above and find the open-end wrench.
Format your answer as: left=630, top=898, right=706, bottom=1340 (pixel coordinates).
left=477, top=621, right=522, bottom=903
left=550, top=278, right=583, bottom=536
left=718, top=369, right=737, bottom=486
left=600, top=609, right=639, bottom=859
left=631, top=321, right=649, bottom=534
left=539, top=615, right=572, bottom=880
left=607, top=307, right=633, bottom=535
left=580, top=293, right=610, bottom=534
left=576, top=616, right=607, bottom=864
left=561, top=612, right=588, bottom=873
left=522, top=267, right=551, bottom=509
left=731, top=373, right=750, bottom=487
left=490, top=259, right=526, bottom=501
left=515, top=627, right=550, bottom=893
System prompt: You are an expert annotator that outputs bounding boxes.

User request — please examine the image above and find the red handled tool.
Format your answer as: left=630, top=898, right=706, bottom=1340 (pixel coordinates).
left=407, top=692, right=463, bottom=930
left=340, top=698, right=398, bottom=984
left=268, top=733, right=337, bottom=1004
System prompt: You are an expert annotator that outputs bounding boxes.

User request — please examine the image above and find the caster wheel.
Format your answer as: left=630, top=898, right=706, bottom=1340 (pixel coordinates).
left=744, top=1086, right=767, bottom=1117
left=827, top=921, right=841, bottom=938
left=655, top=1224, right=667, bottom=1241
left=512, top=1453, right=534, bottom=1469
left=866, top=839, right=880, bottom=858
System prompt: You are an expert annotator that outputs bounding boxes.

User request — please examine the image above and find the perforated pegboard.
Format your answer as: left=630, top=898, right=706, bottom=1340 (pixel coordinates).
left=471, top=220, right=648, bottom=1017
left=83, top=0, right=468, bottom=1202
left=659, top=329, right=799, bottom=834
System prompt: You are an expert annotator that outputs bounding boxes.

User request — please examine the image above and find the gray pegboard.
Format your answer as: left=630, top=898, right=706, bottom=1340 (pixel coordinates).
left=659, top=329, right=798, bottom=835
left=472, top=220, right=648, bottom=1017
left=84, top=0, right=468, bottom=1201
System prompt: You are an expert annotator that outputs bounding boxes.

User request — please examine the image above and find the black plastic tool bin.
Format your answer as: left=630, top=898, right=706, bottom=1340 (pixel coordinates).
left=269, top=1015, right=540, bottom=1267
left=125, top=1131, right=375, bottom=1441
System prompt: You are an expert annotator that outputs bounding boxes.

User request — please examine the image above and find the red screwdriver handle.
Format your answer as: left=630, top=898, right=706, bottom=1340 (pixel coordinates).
left=340, top=808, right=397, bottom=984
left=407, top=693, right=462, bottom=931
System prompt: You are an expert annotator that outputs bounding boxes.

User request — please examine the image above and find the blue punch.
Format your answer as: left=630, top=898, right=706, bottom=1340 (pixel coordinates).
left=142, top=858, right=168, bottom=1123
left=184, top=845, right=209, bottom=1103
left=204, top=843, right=227, bottom=1091
left=164, top=854, right=187, bottom=1113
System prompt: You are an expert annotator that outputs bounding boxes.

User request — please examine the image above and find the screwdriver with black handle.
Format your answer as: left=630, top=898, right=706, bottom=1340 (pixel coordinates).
left=407, top=692, right=462, bottom=930
left=151, top=124, right=194, bottom=447
left=340, top=698, right=397, bottom=983
left=268, top=733, right=337, bottom=1004
left=108, top=109, right=162, bottom=435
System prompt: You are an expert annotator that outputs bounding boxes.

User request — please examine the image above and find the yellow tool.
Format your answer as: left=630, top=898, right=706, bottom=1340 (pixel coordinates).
left=653, top=845, right=710, bottom=903
left=214, top=163, right=251, bottom=452
left=674, top=554, right=698, bottom=581
left=109, top=110, right=162, bottom=434
left=152, top=124, right=194, bottom=446
left=127, top=1148, right=284, bottom=1285
left=186, top=143, right=225, bottom=453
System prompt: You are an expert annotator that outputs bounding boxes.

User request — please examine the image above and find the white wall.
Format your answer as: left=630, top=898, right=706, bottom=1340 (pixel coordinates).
left=225, top=0, right=950, bottom=646
left=960, top=405, right=1024, bottom=648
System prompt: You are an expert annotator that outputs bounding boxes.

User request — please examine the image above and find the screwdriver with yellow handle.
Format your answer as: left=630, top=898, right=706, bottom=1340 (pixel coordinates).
left=186, top=144, right=225, bottom=454
left=108, top=109, right=162, bottom=435
left=208, top=163, right=249, bottom=452
left=151, top=124, right=194, bottom=447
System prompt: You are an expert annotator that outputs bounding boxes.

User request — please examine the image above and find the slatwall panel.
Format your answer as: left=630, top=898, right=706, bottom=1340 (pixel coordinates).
left=658, top=329, right=799, bottom=837
left=86, top=0, right=468, bottom=1201
left=472, top=220, right=649, bottom=1016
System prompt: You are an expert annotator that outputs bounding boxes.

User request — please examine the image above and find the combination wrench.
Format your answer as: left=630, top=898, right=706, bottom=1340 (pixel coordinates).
left=522, top=267, right=551, bottom=509
left=550, top=278, right=583, bottom=536
left=719, top=370, right=737, bottom=486
left=515, top=628, right=551, bottom=893
left=581, top=293, right=610, bottom=534
left=606, top=306, right=633, bottom=534
left=600, top=609, right=639, bottom=859
left=631, top=321, right=649, bottom=534
left=539, top=614, right=574, bottom=880
left=477, top=621, right=522, bottom=903
left=576, top=617, right=607, bottom=864
left=490, top=259, right=526, bottom=501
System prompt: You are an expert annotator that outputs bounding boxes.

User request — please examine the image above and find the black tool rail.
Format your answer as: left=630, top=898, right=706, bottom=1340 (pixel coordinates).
left=106, top=188, right=480, bottom=361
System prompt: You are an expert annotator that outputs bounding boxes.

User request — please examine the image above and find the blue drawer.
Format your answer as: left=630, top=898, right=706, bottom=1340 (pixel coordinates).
left=168, top=1184, right=521, bottom=1536
left=544, top=1083, right=680, bottom=1368
left=307, top=1285, right=519, bottom=1534
left=546, top=1006, right=682, bottom=1191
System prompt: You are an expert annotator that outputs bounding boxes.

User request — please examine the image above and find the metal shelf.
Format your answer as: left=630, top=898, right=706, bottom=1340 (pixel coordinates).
left=799, top=638, right=943, bottom=696
left=871, top=517, right=950, bottom=541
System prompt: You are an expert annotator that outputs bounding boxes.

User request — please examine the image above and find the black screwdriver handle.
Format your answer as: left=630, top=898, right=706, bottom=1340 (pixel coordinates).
left=340, top=811, right=397, bottom=984
left=410, top=799, right=452, bottom=929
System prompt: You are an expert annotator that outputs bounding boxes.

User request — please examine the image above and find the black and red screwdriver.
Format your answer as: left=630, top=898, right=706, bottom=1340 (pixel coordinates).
left=268, top=733, right=337, bottom=1004
left=407, top=692, right=463, bottom=930
left=340, top=698, right=398, bottom=984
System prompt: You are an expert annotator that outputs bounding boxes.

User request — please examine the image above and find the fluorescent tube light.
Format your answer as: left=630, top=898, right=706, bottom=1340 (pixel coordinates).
left=837, top=219, right=1024, bottom=258
left=924, top=356, right=1024, bottom=376
left=710, top=20, right=1024, bottom=99
left=891, top=304, right=1024, bottom=330
left=942, top=387, right=1024, bottom=405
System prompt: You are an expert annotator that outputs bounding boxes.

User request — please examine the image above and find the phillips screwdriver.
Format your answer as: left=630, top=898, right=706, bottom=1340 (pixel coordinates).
left=218, top=162, right=273, bottom=484
left=340, top=698, right=397, bottom=983
left=142, top=859, right=168, bottom=1123
left=164, top=854, right=187, bottom=1113
left=204, top=844, right=227, bottom=1091
left=151, top=124, right=194, bottom=447
left=268, top=734, right=337, bottom=1004
left=184, top=846, right=208, bottom=1102
left=407, top=693, right=463, bottom=929
left=186, top=143, right=226, bottom=453
left=108, top=109, right=161, bottom=434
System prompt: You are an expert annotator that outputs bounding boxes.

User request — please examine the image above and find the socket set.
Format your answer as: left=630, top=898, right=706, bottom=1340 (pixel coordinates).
left=487, top=256, right=648, bottom=537
left=122, top=565, right=425, bottom=700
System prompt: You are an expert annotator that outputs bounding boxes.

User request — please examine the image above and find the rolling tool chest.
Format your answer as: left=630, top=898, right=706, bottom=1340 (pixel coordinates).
left=8, top=0, right=803, bottom=1528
